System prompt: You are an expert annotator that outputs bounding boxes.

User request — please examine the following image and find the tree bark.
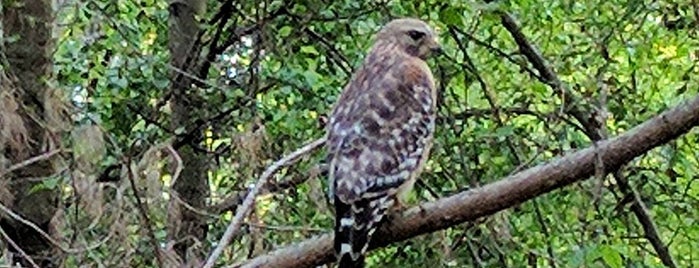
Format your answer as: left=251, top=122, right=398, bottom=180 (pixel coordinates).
left=237, top=95, right=699, bottom=268
left=1, top=0, right=63, bottom=266
left=167, top=0, right=210, bottom=266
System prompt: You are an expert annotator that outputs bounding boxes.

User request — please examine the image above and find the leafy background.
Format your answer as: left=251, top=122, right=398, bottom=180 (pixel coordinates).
left=1, top=0, right=698, bottom=267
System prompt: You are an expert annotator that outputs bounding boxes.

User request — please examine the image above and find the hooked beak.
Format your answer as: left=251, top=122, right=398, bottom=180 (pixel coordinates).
left=431, top=45, right=443, bottom=55
left=429, top=37, right=442, bottom=55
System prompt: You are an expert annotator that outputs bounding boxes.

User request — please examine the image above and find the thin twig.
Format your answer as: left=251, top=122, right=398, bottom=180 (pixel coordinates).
left=0, top=149, right=62, bottom=177
left=126, top=160, right=166, bottom=267
left=210, top=164, right=327, bottom=215
left=0, top=203, right=110, bottom=254
left=165, top=144, right=221, bottom=217
left=303, top=28, right=353, bottom=76
left=202, top=136, right=327, bottom=268
left=246, top=223, right=327, bottom=233
left=449, top=26, right=543, bottom=82
left=165, top=144, right=184, bottom=188
left=0, top=225, right=40, bottom=268
left=531, top=200, right=558, bottom=267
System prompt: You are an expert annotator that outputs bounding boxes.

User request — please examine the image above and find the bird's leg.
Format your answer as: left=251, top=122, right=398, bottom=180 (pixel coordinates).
left=392, top=176, right=417, bottom=212
left=384, top=196, right=403, bottom=222
left=389, top=195, right=407, bottom=214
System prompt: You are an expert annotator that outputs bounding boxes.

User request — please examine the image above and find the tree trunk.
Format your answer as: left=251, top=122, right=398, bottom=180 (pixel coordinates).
left=167, top=0, right=210, bottom=266
left=1, top=0, right=64, bottom=266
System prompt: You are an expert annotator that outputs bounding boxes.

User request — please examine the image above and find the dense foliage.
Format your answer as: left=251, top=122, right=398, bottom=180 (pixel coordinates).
left=1, top=0, right=698, bottom=267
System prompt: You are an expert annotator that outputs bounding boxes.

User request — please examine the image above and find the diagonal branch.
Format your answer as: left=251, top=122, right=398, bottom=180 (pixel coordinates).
left=0, top=202, right=111, bottom=254
left=496, top=11, right=678, bottom=267
left=0, top=225, right=40, bottom=268
left=497, top=12, right=602, bottom=141
left=209, top=163, right=326, bottom=215
left=614, top=169, right=676, bottom=267
left=203, top=137, right=327, bottom=268
left=0, top=149, right=63, bottom=178
left=235, top=94, right=699, bottom=268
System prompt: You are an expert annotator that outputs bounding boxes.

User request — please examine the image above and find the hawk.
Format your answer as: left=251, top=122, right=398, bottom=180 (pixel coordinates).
left=327, top=18, right=441, bottom=267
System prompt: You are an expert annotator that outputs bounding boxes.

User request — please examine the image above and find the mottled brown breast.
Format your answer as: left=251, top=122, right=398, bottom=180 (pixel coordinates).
left=327, top=42, right=436, bottom=203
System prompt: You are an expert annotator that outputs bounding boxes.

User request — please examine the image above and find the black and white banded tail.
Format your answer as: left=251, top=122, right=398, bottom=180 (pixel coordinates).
left=334, top=195, right=393, bottom=268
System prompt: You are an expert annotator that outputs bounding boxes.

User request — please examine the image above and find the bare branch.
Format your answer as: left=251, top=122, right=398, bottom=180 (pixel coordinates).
left=0, top=225, right=40, bottom=268
left=615, top=169, right=677, bottom=267
left=497, top=12, right=601, bottom=141
left=210, top=164, right=326, bottom=215
left=0, top=149, right=62, bottom=178
left=126, top=159, right=166, bottom=267
left=0, top=203, right=111, bottom=254
left=246, top=223, right=327, bottom=233
left=236, top=95, right=699, bottom=268
left=203, top=137, right=327, bottom=268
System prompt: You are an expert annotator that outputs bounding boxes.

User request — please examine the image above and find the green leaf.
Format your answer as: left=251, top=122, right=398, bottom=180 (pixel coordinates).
left=153, top=78, right=168, bottom=89
left=439, top=7, right=463, bottom=26
left=43, top=176, right=61, bottom=189
left=109, top=76, right=128, bottom=89
left=495, top=125, right=514, bottom=137
left=174, top=126, right=186, bottom=135
left=279, top=26, right=292, bottom=37
left=600, top=245, right=623, bottom=268
left=300, top=45, right=319, bottom=55
left=303, top=70, right=321, bottom=89
left=30, top=176, right=61, bottom=193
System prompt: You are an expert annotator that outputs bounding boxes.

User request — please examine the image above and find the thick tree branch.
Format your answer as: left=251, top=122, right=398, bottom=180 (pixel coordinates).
left=236, top=95, right=699, bottom=268
left=496, top=11, right=678, bottom=266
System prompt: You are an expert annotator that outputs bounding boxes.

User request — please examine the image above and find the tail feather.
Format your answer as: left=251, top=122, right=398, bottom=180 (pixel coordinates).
left=338, top=250, right=365, bottom=268
left=334, top=196, right=393, bottom=268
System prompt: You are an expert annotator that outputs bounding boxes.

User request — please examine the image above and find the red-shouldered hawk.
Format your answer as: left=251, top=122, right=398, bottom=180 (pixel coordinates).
left=327, top=18, right=441, bottom=267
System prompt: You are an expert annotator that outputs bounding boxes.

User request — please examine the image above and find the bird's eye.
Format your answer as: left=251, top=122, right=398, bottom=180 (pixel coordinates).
left=407, top=30, right=425, bottom=40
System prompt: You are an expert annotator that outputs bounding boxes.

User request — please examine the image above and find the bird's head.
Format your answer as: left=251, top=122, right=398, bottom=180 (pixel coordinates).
left=377, top=18, right=442, bottom=60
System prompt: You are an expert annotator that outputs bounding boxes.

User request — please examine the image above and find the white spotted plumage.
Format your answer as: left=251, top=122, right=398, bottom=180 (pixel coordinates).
left=327, top=18, right=440, bottom=268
